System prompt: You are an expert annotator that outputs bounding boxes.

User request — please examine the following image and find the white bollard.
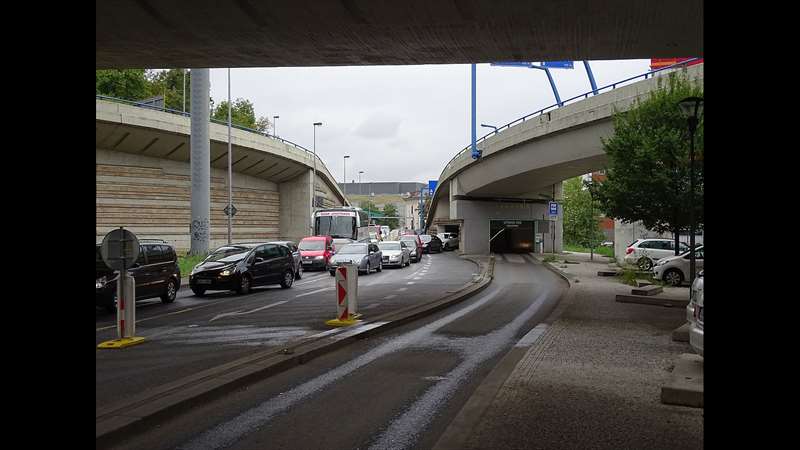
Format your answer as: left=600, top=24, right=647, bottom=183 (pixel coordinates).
left=117, top=270, right=136, bottom=338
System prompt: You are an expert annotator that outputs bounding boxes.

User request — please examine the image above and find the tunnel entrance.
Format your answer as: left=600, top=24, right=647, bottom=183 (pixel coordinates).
left=489, top=220, right=535, bottom=253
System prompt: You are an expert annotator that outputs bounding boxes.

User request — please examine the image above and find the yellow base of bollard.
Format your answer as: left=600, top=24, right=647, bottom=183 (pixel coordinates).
left=325, top=317, right=360, bottom=327
left=97, top=336, right=146, bottom=349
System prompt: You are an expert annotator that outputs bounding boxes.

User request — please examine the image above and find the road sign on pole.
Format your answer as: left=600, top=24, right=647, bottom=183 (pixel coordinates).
left=224, top=204, right=238, bottom=217
left=98, top=227, right=146, bottom=349
left=549, top=201, right=559, bottom=218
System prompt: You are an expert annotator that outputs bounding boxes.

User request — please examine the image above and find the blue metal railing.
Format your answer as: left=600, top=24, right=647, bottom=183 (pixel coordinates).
left=95, top=94, right=314, bottom=155
left=439, top=58, right=703, bottom=177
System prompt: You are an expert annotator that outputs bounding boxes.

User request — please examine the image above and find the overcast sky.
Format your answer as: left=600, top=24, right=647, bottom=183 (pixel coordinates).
left=208, top=59, right=650, bottom=184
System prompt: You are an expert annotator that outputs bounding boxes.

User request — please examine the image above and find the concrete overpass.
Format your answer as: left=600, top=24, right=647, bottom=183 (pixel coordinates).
left=96, top=98, right=347, bottom=250
left=427, top=63, right=704, bottom=255
left=96, top=1, right=703, bottom=68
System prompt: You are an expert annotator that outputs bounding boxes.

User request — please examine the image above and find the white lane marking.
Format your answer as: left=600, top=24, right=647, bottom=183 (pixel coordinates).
left=398, top=288, right=408, bottom=292
left=515, top=323, right=549, bottom=347
left=208, top=301, right=288, bottom=322
left=362, top=303, right=382, bottom=309
left=294, top=287, right=334, bottom=298
left=383, top=295, right=397, bottom=300
left=179, top=288, right=505, bottom=450
left=406, top=282, right=415, bottom=285
left=294, top=275, right=328, bottom=286
left=413, top=277, right=422, bottom=280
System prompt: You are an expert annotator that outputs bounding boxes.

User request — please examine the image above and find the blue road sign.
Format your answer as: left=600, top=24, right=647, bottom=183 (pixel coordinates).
left=428, top=180, right=438, bottom=193
left=490, top=61, right=533, bottom=68
left=541, top=61, right=574, bottom=69
left=549, top=201, right=559, bottom=216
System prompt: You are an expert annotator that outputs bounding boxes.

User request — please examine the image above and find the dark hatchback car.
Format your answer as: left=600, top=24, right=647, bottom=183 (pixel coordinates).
left=96, top=241, right=181, bottom=312
left=189, top=243, right=295, bottom=296
left=420, top=234, right=443, bottom=253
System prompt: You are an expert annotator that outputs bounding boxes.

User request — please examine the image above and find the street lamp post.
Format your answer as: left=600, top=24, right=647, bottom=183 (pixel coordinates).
left=312, top=122, right=323, bottom=234
left=358, top=171, right=364, bottom=195
left=678, top=96, right=704, bottom=284
left=273, top=115, right=279, bottom=137
left=481, top=123, right=498, bottom=134
left=227, top=68, right=233, bottom=244
left=343, top=155, right=350, bottom=198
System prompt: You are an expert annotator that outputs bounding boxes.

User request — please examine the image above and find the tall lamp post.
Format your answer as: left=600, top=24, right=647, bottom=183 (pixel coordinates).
left=273, top=115, right=279, bottom=137
left=312, top=122, right=323, bottom=234
left=343, top=155, right=350, bottom=199
left=226, top=68, right=233, bottom=244
left=678, top=96, right=703, bottom=283
left=481, top=123, right=498, bottom=133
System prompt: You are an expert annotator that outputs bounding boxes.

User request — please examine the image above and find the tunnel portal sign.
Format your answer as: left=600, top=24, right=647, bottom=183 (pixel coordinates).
left=549, top=201, right=559, bottom=217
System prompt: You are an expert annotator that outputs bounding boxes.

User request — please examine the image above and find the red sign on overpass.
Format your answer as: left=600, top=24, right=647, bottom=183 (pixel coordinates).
left=650, top=58, right=703, bottom=70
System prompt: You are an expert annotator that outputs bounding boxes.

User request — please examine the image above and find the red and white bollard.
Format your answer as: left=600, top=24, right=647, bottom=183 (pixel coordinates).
left=117, top=270, right=136, bottom=338
left=326, top=263, right=361, bottom=327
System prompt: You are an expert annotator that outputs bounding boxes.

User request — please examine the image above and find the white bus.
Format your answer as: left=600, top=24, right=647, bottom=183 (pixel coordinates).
left=313, top=207, right=371, bottom=242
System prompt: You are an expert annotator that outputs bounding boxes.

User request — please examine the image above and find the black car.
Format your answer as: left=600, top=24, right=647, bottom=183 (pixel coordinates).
left=96, top=241, right=181, bottom=312
left=189, top=243, right=295, bottom=296
left=269, top=241, right=302, bottom=280
left=420, top=234, right=443, bottom=253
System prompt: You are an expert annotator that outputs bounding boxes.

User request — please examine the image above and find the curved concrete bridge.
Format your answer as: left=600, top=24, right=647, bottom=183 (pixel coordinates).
left=428, top=63, right=704, bottom=255
left=96, top=99, right=347, bottom=250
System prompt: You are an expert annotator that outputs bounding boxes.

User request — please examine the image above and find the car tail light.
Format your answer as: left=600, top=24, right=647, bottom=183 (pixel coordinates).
left=625, top=247, right=634, bottom=255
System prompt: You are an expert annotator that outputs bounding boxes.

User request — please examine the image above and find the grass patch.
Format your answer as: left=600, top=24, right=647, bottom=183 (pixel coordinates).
left=618, top=267, right=639, bottom=286
left=178, top=253, right=207, bottom=276
left=542, top=254, right=558, bottom=263
left=564, top=244, right=614, bottom=258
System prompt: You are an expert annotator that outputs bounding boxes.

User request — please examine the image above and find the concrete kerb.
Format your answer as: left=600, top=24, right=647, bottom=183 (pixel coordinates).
left=96, top=255, right=495, bottom=447
left=433, top=254, right=573, bottom=450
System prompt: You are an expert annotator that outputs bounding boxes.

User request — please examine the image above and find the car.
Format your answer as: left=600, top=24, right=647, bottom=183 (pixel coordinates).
left=378, top=240, right=411, bottom=267
left=419, top=234, right=442, bottom=253
left=269, top=240, right=302, bottom=280
left=399, top=235, right=423, bottom=263
left=332, top=237, right=354, bottom=249
left=299, top=236, right=335, bottom=271
left=601, top=241, right=614, bottom=247
left=653, top=245, right=704, bottom=286
left=189, top=243, right=295, bottom=296
left=328, top=242, right=383, bottom=275
left=438, top=232, right=459, bottom=251
left=623, top=238, right=689, bottom=271
left=96, top=240, right=181, bottom=312
left=688, top=270, right=704, bottom=356
left=380, top=226, right=390, bottom=240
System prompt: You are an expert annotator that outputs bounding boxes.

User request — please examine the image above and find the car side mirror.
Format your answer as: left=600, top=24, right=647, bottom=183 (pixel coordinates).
left=255, top=257, right=265, bottom=263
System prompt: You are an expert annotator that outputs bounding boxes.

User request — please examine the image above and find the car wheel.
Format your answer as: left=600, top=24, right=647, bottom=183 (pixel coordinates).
left=296, top=263, right=303, bottom=280
left=377, top=261, right=382, bottom=272
left=330, top=270, right=336, bottom=276
left=280, top=270, right=294, bottom=289
left=104, top=297, right=116, bottom=313
left=663, top=269, right=684, bottom=286
left=161, top=278, right=177, bottom=304
left=191, top=287, right=206, bottom=297
left=366, top=262, right=371, bottom=275
left=637, top=257, right=653, bottom=271
left=237, top=274, right=252, bottom=295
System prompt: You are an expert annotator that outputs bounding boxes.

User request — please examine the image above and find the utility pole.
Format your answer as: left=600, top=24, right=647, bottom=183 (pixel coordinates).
left=189, top=68, right=210, bottom=255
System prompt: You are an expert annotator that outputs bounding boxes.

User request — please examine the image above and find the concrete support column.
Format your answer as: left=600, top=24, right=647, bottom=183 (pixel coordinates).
left=189, top=68, right=210, bottom=255
left=280, top=169, right=313, bottom=243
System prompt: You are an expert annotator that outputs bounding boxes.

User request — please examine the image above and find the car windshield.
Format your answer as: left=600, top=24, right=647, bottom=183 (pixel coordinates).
left=315, top=215, right=355, bottom=239
left=401, top=238, right=416, bottom=244
left=420, top=235, right=432, bottom=243
left=378, top=242, right=401, bottom=251
left=338, top=244, right=367, bottom=255
left=299, top=240, right=325, bottom=251
left=204, top=246, right=250, bottom=263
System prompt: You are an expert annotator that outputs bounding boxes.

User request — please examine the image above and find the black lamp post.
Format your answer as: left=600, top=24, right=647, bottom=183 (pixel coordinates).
left=678, top=96, right=703, bottom=283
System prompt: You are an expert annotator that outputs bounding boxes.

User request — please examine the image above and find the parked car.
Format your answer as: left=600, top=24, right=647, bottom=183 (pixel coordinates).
left=299, top=236, right=335, bottom=271
left=189, top=243, right=295, bottom=296
left=378, top=241, right=411, bottom=267
left=623, top=238, right=689, bottom=270
left=419, top=234, right=442, bottom=253
left=688, top=270, right=704, bottom=356
left=438, top=232, right=459, bottom=251
left=328, top=243, right=383, bottom=275
left=96, top=240, right=181, bottom=312
left=653, top=245, right=704, bottom=286
left=269, top=240, right=302, bottom=280
left=400, top=235, right=423, bottom=263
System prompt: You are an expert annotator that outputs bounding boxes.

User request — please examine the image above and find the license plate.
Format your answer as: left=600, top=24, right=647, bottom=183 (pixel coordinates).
left=197, top=279, right=212, bottom=285
left=302, top=261, right=313, bottom=265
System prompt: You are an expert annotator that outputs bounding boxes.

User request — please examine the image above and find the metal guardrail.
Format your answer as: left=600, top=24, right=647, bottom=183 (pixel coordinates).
left=95, top=94, right=314, bottom=155
left=438, top=58, right=703, bottom=180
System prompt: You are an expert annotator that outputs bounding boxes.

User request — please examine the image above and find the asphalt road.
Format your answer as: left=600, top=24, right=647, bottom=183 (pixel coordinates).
left=96, top=252, right=479, bottom=410
left=104, top=253, right=567, bottom=450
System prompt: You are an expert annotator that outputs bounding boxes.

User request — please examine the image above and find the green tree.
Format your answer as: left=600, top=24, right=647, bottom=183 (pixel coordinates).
left=593, top=72, right=703, bottom=255
left=359, top=200, right=379, bottom=217
left=563, top=177, right=604, bottom=250
left=96, top=69, right=149, bottom=100
left=380, top=204, right=400, bottom=229
left=211, top=98, right=271, bottom=133
left=145, top=69, right=191, bottom=111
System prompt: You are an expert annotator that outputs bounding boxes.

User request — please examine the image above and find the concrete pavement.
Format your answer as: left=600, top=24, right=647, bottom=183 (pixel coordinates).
left=435, top=251, right=703, bottom=450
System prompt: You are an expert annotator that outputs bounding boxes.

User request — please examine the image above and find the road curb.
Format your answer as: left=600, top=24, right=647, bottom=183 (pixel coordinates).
left=529, top=254, right=573, bottom=287
left=96, top=256, right=495, bottom=447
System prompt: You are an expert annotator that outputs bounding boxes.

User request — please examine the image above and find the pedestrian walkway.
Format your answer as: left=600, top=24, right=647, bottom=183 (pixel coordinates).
left=436, top=251, right=703, bottom=450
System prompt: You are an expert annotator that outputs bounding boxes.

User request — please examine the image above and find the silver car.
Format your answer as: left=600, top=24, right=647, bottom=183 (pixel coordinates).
left=688, top=271, right=704, bottom=356
left=329, top=243, right=383, bottom=276
left=378, top=241, right=411, bottom=268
